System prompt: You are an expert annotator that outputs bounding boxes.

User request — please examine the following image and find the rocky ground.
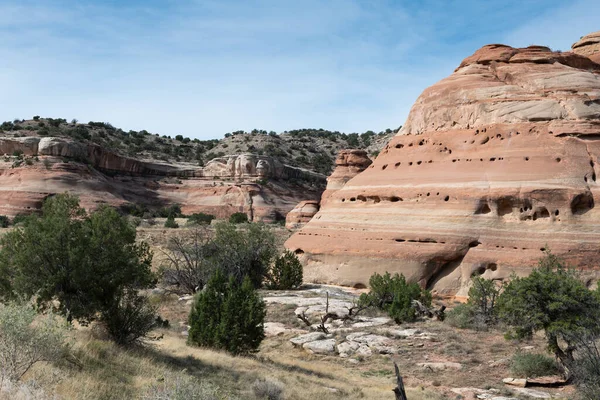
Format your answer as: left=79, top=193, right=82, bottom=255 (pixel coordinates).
left=158, top=283, right=574, bottom=399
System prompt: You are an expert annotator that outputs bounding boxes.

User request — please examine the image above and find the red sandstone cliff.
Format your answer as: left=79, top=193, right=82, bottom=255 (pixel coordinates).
left=285, top=32, right=600, bottom=295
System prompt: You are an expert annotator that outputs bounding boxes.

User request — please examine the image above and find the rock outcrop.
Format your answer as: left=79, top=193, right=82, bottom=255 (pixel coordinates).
left=285, top=33, right=600, bottom=295
left=572, top=31, right=600, bottom=64
left=321, top=150, right=372, bottom=205
left=0, top=137, right=324, bottom=220
left=285, top=200, right=320, bottom=229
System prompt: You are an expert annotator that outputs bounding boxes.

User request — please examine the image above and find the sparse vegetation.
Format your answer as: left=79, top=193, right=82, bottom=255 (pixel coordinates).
left=510, top=352, right=559, bottom=378
left=0, top=302, right=70, bottom=383
left=164, top=215, right=179, bottom=228
left=187, top=212, right=215, bottom=225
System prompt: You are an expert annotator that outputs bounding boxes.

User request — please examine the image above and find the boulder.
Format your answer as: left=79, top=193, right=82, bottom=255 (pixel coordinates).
left=290, top=332, right=326, bottom=346
left=285, top=200, right=320, bottom=229
left=302, top=339, right=336, bottom=354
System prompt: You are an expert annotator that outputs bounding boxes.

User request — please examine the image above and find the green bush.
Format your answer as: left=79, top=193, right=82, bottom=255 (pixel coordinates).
left=510, top=352, right=559, bottom=378
left=145, top=374, right=235, bottom=400
left=0, top=194, right=155, bottom=344
left=11, top=213, right=28, bottom=225
left=101, top=290, right=157, bottom=346
left=0, top=215, right=9, bottom=228
left=187, top=212, right=215, bottom=225
left=359, top=272, right=432, bottom=323
left=446, top=303, right=476, bottom=329
left=0, top=303, right=70, bottom=382
left=265, top=251, right=303, bottom=290
left=229, top=212, right=249, bottom=224
left=188, top=270, right=265, bottom=355
left=165, top=215, right=179, bottom=228
left=252, top=378, right=283, bottom=400
left=497, top=250, right=600, bottom=367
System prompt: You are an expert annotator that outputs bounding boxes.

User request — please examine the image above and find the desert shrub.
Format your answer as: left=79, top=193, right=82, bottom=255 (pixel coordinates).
left=145, top=374, right=234, bottom=400
left=0, top=194, right=155, bottom=344
left=33, top=115, right=40, bottom=121
left=164, top=215, right=179, bottom=228
left=158, top=204, right=182, bottom=218
left=446, top=303, right=476, bottom=329
left=566, top=333, right=600, bottom=399
left=229, top=212, right=248, bottom=224
left=510, top=352, right=559, bottom=378
left=468, top=276, right=500, bottom=326
left=265, top=251, right=303, bottom=290
left=497, top=250, right=600, bottom=368
left=188, top=270, right=265, bottom=355
left=187, top=212, right=215, bottom=225
left=11, top=213, right=28, bottom=225
left=130, top=216, right=142, bottom=227
left=0, top=215, right=9, bottom=228
left=359, top=272, right=432, bottom=323
left=101, top=290, right=157, bottom=345
left=252, top=378, right=283, bottom=400
left=0, top=303, right=70, bottom=382
left=12, top=149, right=23, bottom=157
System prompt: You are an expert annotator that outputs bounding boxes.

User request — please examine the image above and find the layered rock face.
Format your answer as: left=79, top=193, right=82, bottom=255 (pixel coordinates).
left=286, top=37, right=600, bottom=295
left=0, top=137, right=324, bottom=221
left=321, top=150, right=372, bottom=205
left=572, top=31, right=600, bottom=64
left=285, top=200, right=320, bottom=229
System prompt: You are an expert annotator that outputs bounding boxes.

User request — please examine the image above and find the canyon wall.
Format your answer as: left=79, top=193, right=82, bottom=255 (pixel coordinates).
left=285, top=34, right=600, bottom=296
left=0, top=137, right=324, bottom=221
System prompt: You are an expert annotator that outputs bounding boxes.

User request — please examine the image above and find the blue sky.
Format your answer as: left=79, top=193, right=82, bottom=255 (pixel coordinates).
left=1, top=0, right=598, bottom=140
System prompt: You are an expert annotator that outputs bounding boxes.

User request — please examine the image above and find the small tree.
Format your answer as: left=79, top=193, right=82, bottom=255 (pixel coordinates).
left=164, top=215, right=179, bottom=228
left=229, top=212, right=249, bottom=224
left=0, top=303, right=70, bottom=382
left=497, top=250, right=600, bottom=372
left=0, top=195, right=155, bottom=343
left=188, top=270, right=265, bottom=355
left=265, top=251, right=303, bottom=290
left=187, top=212, right=215, bottom=226
left=359, top=272, right=432, bottom=323
left=161, top=226, right=214, bottom=294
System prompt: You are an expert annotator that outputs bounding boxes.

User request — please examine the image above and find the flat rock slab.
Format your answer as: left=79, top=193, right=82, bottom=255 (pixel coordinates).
left=503, top=378, right=527, bottom=388
left=303, top=339, right=337, bottom=354
left=418, top=362, right=462, bottom=371
left=512, top=388, right=552, bottom=399
left=290, top=332, right=326, bottom=346
left=264, top=322, right=305, bottom=337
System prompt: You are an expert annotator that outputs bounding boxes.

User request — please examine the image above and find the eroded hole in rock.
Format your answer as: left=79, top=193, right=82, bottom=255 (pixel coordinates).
left=349, top=197, right=356, bottom=202
left=419, top=140, right=425, bottom=146
left=490, top=157, right=496, bottom=161
left=475, top=202, right=492, bottom=214
left=369, top=196, right=381, bottom=203
left=395, top=162, right=401, bottom=167
left=417, top=161, right=422, bottom=165
left=395, top=144, right=404, bottom=149
left=555, top=210, right=559, bottom=216
left=444, top=196, right=450, bottom=202
left=525, top=157, right=530, bottom=161
left=571, top=192, right=595, bottom=215
left=390, top=196, right=402, bottom=202
left=496, top=198, right=514, bottom=216
left=488, top=263, right=497, bottom=271
left=382, top=164, right=388, bottom=170
left=357, top=195, right=367, bottom=202
left=353, top=283, right=367, bottom=289
left=480, top=136, right=489, bottom=145
left=394, top=239, right=406, bottom=242
left=537, top=207, right=550, bottom=219
left=556, top=157, right=561, bottom=162
left=409, top=162, right=413, bottom=166
left=294, top=249, right=305, bottom=255
left=469, top=241, right=481, bottom=248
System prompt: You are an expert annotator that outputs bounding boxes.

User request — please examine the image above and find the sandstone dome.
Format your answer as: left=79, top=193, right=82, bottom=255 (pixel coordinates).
left=285, top=33, right=600, bottom=296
